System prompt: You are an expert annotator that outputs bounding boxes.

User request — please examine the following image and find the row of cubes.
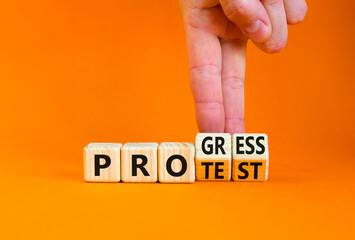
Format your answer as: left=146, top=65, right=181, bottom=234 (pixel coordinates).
left=84, top=133, right=269, bottom=183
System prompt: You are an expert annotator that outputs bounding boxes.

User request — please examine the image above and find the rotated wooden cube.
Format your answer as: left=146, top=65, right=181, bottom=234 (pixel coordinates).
left=83, top=143, right=122, bottom=182
left=121, top=143, right=158, bottom=183
left=195, top=133, right=231, bottom=181
left=232, top=134, right=269, bottom=181
left=158, top=142, right=195, bottom=183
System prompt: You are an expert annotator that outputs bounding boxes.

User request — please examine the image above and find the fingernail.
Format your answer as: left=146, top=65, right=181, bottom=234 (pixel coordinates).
left=245, top=20, right=268, bottom=42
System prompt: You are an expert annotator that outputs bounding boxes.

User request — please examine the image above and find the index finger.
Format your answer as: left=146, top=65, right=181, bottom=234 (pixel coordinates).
left=183, top=19, right=225, bottom=132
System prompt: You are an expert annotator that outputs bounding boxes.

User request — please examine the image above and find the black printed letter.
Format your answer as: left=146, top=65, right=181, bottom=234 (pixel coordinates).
left=238, top=162, right=249, bottom=179
left=132, top=155, right=149, bottom=176
left=166, top=155, right=187, bottom=177
left=201, top=162, right=213, bottom=179
left=202, top=137, right=213, bottom=154
left=236, top=136, right=244, bottom=154
left=256, top=136, right=265, bottom=154
left=215, top=137, right=226, bottom=154
left=95, top=154, right=111, bottom=176
left=250, top=162, right=262, bottom=179
left=215, top=162, right=224, bottom=179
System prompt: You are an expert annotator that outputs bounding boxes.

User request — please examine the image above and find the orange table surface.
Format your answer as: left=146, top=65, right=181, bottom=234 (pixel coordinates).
left=1, top=151, right=354, bottom=239
left=0, top=0, right=354, bottom=239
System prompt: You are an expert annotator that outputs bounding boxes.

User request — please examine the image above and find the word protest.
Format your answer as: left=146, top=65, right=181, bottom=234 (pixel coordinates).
left=83, top=133, right=269, bottom=183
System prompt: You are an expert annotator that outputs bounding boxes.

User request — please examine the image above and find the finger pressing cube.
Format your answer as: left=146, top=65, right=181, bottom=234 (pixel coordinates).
left=195, top=133, right=232, bottom=181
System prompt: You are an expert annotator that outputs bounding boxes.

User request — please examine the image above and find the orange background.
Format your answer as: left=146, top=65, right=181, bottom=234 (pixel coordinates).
left=0, top=0, right=354, bottom=239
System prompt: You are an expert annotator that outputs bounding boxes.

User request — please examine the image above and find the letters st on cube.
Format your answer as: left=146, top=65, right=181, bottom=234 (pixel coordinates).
left=83, top=133, right=269, bottom=183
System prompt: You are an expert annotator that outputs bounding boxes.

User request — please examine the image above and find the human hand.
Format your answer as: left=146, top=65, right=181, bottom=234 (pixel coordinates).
left=180, top=0, right=307, bottom=133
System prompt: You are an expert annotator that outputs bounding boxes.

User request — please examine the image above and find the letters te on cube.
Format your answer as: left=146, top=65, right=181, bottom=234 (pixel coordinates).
left=83, top=133, right=269, bottom=183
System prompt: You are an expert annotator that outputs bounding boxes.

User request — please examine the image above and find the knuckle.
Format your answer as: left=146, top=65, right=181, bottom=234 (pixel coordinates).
left=195, top=101, right=224, bottom=107
left=222, top=76, right=244, bottom=90
left=287, top=3, right=308, bottom=25
left=287, top=14, right=305, bottom=25
left=190, top=64, right=223, bottom=105
left=261, top=0, right=282, bottom=7
left=195, top=99, right=224, bottom=112
left=264, top=39, right=287, bottom=53
left=225, top=117, right=245, bottom=124
left=223, top=0, right=249, bottom=19
left=190, top=64, right=220, bottom=78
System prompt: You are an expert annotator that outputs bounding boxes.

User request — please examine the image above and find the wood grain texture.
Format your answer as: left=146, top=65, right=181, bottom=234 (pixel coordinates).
left=158, top=142, right=195, bottom=183
left=232, top=133, right=269, bottom=181
left=83, top=143, right=122, bottom=182
left=121, top=143, right=158, bottom=183
left=195, top=133, right=232, bottom=180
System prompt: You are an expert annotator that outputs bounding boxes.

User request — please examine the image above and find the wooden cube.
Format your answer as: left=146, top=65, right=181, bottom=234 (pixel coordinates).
left=158, top=142, right=195, bottom=183
left=232, top=134, right=269, bottom=181
left=121, top=143, right=158, bottom=183
left=195, top=133, right=232, bottom=180
left=83, top=143, right=122, bottom=182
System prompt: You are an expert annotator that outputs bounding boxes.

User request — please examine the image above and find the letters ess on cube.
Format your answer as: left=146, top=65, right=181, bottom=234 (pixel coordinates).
left=195, top=133, right=232, bottom=181
left=158, top=142, right=195, bottom=183
left=121, top=143, right=158, bottom=183
left=232, top=134, right=269, bottom=181
left=83, top=143, right=122, bottom=182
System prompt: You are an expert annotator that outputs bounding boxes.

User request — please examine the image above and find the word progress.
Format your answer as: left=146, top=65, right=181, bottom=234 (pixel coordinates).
left=83, top=133, right=269, bottom=183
